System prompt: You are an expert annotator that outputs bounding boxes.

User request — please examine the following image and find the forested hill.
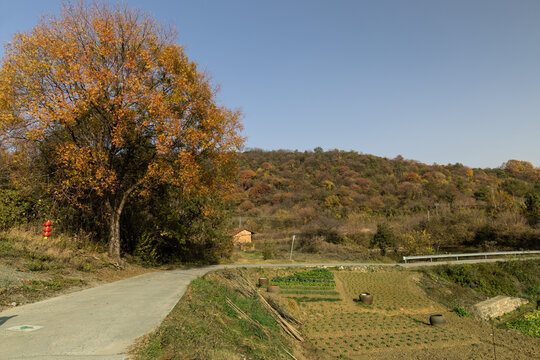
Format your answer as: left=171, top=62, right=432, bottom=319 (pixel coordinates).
left=230, top=149, right=540, bottom=252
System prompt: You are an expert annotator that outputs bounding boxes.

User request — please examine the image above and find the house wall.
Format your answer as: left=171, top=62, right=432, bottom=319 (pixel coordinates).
left=233, top=230, right=252, bottom=244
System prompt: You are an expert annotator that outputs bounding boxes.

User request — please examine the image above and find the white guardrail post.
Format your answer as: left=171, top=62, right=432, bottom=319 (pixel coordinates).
left=402, top=250, right=540, bottom=263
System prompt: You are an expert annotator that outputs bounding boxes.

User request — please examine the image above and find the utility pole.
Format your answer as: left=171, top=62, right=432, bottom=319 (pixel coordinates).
left=289, top=235, right=296, bottom=260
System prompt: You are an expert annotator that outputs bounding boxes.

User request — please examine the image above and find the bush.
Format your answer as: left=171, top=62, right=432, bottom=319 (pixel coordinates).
left=370, top=224, right=395, bottom=255
left=262, top=240, right=275, bottom=260
left=0, top=189, right=33, bottom=230
left=403, top=229, right=434, bottom=255
left=134, top=232, right=163, bottom=266
left=300, top=228, right=346, bottom=245
left=505, top=310, right=540, bottom=337
left=124, top=187, right=232, bottom=265
left=453, top=306, right=473, bottom=318
left=429, top=260, right=540, bottom=297
left=297, top=236, right=325, bottom=253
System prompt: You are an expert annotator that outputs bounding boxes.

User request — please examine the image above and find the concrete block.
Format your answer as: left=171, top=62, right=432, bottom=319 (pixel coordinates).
left=471, top=295, right=528, bottom=320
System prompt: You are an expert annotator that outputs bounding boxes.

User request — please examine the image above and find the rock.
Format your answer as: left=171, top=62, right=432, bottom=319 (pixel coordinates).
left=350, top=266, right=368, bottom=272
left=11, top=302, right=17, bottom=307
left=471, top=295, right=528, bottom=320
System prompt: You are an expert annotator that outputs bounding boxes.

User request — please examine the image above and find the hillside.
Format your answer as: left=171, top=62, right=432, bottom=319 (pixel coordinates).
left=229, top=149, right=540, bottom=256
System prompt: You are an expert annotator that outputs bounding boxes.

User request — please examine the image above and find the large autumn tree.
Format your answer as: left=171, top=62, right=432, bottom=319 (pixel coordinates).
left=0, top=1, right=244, bottom=260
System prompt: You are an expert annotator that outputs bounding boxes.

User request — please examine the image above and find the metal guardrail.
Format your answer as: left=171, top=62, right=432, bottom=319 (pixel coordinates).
left=402, top=250, right=540, bottom=263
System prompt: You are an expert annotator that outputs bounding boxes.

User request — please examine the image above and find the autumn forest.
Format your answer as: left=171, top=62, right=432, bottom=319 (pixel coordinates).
left=229, top=149, right=540, bottom=260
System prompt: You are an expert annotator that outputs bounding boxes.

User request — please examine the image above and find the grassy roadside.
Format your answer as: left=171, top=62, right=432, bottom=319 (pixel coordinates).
left=417, top=259, right=540, bottom=338
left=420, top=259, right=540, bottom=297
left=132, top=271, right=303, bottom=360
left=0, top=227, right=152, bottom=310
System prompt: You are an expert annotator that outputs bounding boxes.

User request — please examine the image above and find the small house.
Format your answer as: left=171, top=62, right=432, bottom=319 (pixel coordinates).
left=230, top=229, right=255, bottom=250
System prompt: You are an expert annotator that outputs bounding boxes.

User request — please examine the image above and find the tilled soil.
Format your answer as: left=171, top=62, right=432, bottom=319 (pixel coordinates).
left=276, top=268, right=540, bottom=360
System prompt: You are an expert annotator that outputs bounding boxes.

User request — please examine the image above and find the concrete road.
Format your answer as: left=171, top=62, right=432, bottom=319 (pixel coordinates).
left=0, top=257, right=537, bottom=359
left=0, top=266, right=216, bottom=360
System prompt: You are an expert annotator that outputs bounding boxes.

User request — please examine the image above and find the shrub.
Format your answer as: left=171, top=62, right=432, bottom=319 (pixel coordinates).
left=300, top=228, right=346, bottom=245
left=403, top=230, right=434, bottom=255
left=370, top=224, right=395, bottom=255
left=125, top=188, right=232, bottom=264
left=0, top=189, right=33, bottom=230
left=505, top=310, right=540, bottom=337
left=134, top=232, right=162, bottom=265
left=262, top=240, right=275, bottom=260
left=429, top=260, right=540, bottom=297
left=453, top=306, right=473, bottom=318
left=298, top=236, right=325, bottom=253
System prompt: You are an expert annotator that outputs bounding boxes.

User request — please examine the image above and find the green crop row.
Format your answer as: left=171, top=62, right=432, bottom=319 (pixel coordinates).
left=288, top=296, right=342, bottom=303
left=281, top=289, right=340, bottom=295
left=293, top=268, right=334, bottom=281
left=270, top=280, right=336, bottom=287
left=271, top=268, right=335, bottom=285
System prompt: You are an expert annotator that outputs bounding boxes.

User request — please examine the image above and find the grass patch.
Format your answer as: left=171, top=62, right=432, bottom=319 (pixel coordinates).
left=0, top=227, right=150, bottom=311
left=526, top=284, right=540, bottom=296
left=281, top=289, right=340, bottom=295
left=25, top=260, right=55, bottom=271
left=422, top=260, right=540, bottom=298
left=22, top=276, right=85, bottom=292
left=288, top=296, right=342, bottom=303
left=505, top=310, right=540, bottom=337
left=134, top=273, right=295, bottom=360
left=453, top=306, right=473, bottom=318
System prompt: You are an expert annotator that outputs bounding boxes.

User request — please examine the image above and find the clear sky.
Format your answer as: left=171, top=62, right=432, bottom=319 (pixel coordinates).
left=1, top=0, right=539, bottom=168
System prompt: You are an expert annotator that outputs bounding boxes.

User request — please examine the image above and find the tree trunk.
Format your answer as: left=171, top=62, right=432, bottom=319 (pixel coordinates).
left=109, top=209, right=122, bottom=261
left=106, top=180, right=143, bottom=262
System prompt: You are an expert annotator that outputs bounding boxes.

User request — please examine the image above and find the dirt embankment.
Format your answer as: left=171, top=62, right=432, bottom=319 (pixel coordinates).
left=0, top=228, right=152, bottom=311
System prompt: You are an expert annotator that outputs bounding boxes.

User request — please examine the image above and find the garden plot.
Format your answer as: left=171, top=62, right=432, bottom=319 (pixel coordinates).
left=270, top=268, right=342, bottom=303
left=337, top=270, right=438, bottom=312
left=264, top=267, right=539, bottom=359
left=278, top=268, right=476, bottom=359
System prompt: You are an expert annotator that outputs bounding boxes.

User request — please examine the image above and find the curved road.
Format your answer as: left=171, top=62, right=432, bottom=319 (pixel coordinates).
left=0, top=258, right=536, bottom=359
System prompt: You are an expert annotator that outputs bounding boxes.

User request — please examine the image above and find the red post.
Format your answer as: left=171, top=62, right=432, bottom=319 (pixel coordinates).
left=42, top=221, right=52, bottom=239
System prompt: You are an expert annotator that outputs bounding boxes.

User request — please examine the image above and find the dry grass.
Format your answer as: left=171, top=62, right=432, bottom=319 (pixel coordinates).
left=0, top=227, right=152, bottom=310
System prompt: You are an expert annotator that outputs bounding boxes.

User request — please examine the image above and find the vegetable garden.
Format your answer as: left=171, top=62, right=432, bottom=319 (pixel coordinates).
left=265, top=267, right=539, bottom=359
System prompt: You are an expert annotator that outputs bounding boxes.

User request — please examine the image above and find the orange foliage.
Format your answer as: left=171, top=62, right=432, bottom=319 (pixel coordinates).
left=0, top=1, right=243, bottom=198
left=406, top=172, right=421, bottom=182
left=503, top=160, right=539, bottom=181
left=248, top=183, right=271, bottom=198
left=238, top=169, right=256, bottom=190
left=0, top=1, right=244, bottom=258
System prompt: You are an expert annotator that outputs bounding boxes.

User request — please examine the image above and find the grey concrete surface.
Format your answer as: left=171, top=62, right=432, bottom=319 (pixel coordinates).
left=0, top=256, right=537, bottom=359
left=0, top=266, right=216, bottom=360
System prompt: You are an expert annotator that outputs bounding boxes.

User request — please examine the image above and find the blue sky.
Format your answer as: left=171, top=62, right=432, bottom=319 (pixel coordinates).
left=1, top=0, right=540, bottom=168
